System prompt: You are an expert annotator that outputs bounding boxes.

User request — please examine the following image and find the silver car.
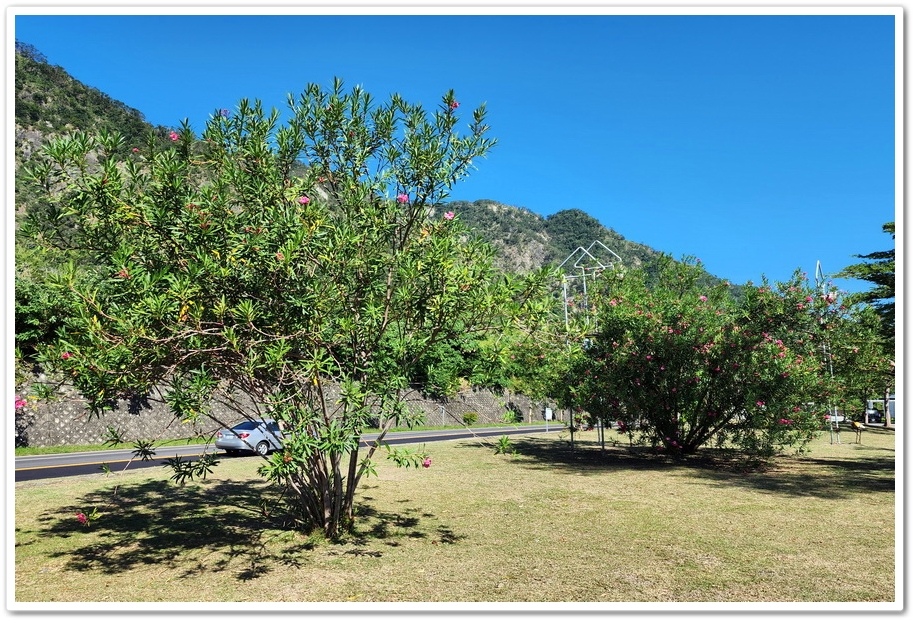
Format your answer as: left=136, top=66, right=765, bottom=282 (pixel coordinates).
left=215, top=418, right=284, bottom=456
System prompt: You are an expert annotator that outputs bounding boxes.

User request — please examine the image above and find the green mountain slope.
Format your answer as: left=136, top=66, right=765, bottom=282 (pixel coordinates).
left=14, top=42, right=726, bottom=286
left=14, top=42, right=165, bottom=153
left=434, top=200, right=666, bottom=276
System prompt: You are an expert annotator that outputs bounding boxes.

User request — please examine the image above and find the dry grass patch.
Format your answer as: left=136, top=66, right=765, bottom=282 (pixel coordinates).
left=14, top=427, right=896, bottom=605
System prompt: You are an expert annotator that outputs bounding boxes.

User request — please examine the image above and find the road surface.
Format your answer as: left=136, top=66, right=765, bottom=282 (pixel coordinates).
left=14, top=423, right=562, bottom=482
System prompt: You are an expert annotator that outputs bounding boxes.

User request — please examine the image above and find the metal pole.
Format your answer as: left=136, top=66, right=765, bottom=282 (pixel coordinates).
left=581, top=266, right=588, bottom=318
left=562, top=275, right=570, bottom=335
left=816, top=261, right=840, bottom=444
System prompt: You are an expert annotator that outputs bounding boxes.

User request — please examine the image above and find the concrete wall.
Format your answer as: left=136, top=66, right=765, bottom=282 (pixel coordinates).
left=15, top=381, right=563, bottom=448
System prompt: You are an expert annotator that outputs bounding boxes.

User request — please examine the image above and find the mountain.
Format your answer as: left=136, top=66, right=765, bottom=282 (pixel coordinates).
left=432, top=200, right=663, bottom=275
left=14, top=42, right=726, bottom=287
left=14, top=41, right=165, bottom=157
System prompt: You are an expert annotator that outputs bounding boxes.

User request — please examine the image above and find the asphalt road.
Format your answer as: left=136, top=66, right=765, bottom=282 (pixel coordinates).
left=14, top=423, right=562, bottom=482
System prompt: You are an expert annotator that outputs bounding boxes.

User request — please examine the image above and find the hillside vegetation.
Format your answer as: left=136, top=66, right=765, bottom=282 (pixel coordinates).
left=14, top=42, right=155, bottom=145
left=432, top=200, right=663, bottom=275
left=14, top=41, right=731, bottom=287
left=14, top=42, right=172, bottom=217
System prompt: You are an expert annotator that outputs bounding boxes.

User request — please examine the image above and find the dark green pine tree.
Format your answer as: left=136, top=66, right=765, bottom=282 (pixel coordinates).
left=836, top=222, right=895, bottom=345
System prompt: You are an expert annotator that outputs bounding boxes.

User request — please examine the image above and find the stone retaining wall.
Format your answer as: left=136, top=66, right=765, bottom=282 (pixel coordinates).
left=15, top=381, right=563, bottom=448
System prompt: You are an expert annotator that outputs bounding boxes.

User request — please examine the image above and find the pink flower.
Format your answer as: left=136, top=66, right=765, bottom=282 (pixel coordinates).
left=396, top=193, right=409, bottom=204
left=422, top=457, right=432, bottom=468
left=61, top=352, right=73, bottom=360
left=298, top=196, right=310, bottom=205
left=131, top=147, right=140, bottom=153
left=15, top=396, right=26, bottom=410
left=756, top=400, right=765, bottom=407
left=699, top=295, right=708, bottom=302
left=169, top=131, right=179, bottom=142
left=75, top=512, right=88, bottom=525
left=275, top=251, right=284, bottom=261
left=450, top=101, right=460, bottom=109
left=443, top=211, right=455, bottom=220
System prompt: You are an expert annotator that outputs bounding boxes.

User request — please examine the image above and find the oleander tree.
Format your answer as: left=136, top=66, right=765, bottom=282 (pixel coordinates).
left=558, top=257, right=844, bottom=460
left=24, top=78, right=544, bottom=538
left=824, top=304, right=895, bottom=421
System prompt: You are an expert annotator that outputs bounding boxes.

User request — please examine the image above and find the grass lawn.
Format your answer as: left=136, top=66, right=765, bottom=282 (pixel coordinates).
left=13, top=426, right=897, bottom=607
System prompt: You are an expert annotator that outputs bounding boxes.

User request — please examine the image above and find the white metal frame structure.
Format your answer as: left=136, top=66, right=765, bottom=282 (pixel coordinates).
left=816, top=260, right=842, bottom=444
left=557, top=241, right=622, bottom=450
left=558, top=240, right=622, bottom=335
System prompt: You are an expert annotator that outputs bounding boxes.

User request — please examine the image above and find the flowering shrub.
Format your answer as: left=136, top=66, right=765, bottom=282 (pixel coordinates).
left=559, top=256, right=839, bottom=459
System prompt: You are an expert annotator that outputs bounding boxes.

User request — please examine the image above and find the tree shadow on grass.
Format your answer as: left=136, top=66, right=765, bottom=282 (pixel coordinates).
left=351, top=494, right=465, bottom=552
left=483, top=433, right=895, bottom=500
left=28, top=475, right=454, bottom=581
left=31, top=478, right=292, bottom=580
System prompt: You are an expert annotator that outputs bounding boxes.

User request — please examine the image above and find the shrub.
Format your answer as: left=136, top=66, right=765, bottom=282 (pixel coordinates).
left=559, top=256, right=839, bottom=459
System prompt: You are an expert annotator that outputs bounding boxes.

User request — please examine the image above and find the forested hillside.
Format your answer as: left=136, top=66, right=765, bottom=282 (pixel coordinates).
left=13, top=41, right=725, bottom=285
left=14, top=41, right=174, bottom=217
left=432, top=200, right=663, bottom=275
left=14, top=42, right=156, bottom=143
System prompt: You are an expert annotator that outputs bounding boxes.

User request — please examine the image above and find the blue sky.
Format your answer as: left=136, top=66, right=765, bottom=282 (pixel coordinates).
left=12, top=8, right=899, bottom=294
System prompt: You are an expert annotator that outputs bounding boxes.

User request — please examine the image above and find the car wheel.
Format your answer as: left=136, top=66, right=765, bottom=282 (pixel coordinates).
left=255, top=441, right=271, bottom=456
